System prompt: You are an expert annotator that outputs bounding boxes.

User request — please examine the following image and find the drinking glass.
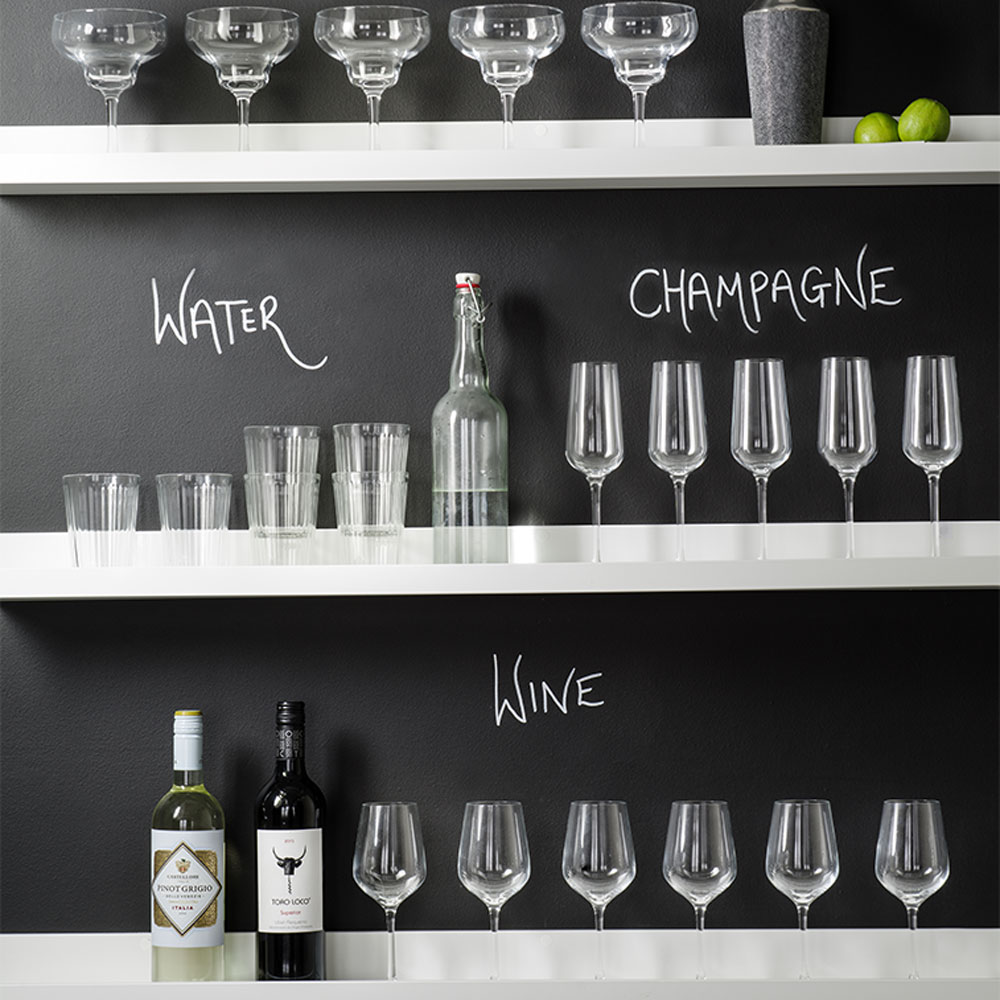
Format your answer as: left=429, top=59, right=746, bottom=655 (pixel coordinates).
left=663, top=800, right=736, bottom=980
left=562, top=801, right=636, bottom=981
left=186, top=7, right=300, bottom=152
left=731, top=358, right=791, bottom=559
left=62, top=472, right=140, bottom=567
left=902, top=356, right=962, bottom=557
left=565, top=361, right=624, bottom=563
left=244, top=425, right=320, bottom=475
left=332, top=422, right=410, bottom=474
left=818, top=357, right=877, bottom=558
left=52, top=8, right=168, bottom=152
left=449, top=4, right=565, bottom=149
left=244, top=472, right=320, bottom=564
left=155, top=472, right=232, bottom=566
left=581, top=2, right=698, bottom=147
left=353, top=801, right=427, bottom=981
left=648, top=360, right=707, bottom=559
left=315, top=7, right=430, bottom=151
left=766, top=799, right=839, bottom=979
left=458, top=801, right=531, bottom=980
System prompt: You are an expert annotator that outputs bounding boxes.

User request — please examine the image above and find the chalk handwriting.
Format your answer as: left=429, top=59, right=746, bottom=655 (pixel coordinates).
left=494, top=653, right=604, bottom=727
left=629, top=244, right=902, bottom=334
left=152, top=268, right=328, bottom=371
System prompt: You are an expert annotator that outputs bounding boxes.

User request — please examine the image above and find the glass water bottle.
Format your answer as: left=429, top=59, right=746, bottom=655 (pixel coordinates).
left=432, top=272, right=509, bottom=563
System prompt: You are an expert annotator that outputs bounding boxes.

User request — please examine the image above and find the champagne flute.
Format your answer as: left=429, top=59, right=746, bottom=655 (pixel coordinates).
left=731, top=358, right=791, bottom=559
left=765, top=799, right=839, bottom=979
left=186, top=7, right=300, bottom=153
left=353, top=801, right=427, bottom=981
left=561, top=800, right=636, bottom=981
left=52, top=8, right=168, bottom=153
left=580, top=2, right=698, bottom=148
left=818, top=357, right=877, bottom=558
left=458, top=801, right=531, bottom=980
left=449, top=4, right=565, bottom=150
left=902, top=355, right=962, bottom=557
left=566, top=361, right=624, bottom=563
left=648, top=360, right=707, bottom=560
left=314, top=6, right=431, bottom=151
left=875, top=799, right=950, bottom=980
left=663, top=800, right=736, bottom=981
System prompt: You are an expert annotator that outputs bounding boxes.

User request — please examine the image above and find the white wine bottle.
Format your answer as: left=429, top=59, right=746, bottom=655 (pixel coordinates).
left=151, top=709, right=225, bottom=981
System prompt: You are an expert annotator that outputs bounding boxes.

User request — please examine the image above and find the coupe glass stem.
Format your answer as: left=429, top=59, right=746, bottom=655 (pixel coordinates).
left=927, top=472, right=941, bottom=557
left=841, top=474, right=857, bottom=558
left=488, top=905, right=501, bottom=981
left=500, top=89, right=516, bottom=149
left=367, top=93, right=382, bottom=151
left=589, top=478, right=604, bottom=563
left=592, top=903, right=606, bottom=981
left=673, top=477, right=687, bottom=560
left=693, top=903, right=706, bottom=980
left=631, top=89, right=646, bottom=148
left=236, top=96, right=251, bottom=153
left=384, top=906, right=398, bottom=981
left=755, top=474, right=769, bottom=559
left=105, top=96, right=120, bottom=153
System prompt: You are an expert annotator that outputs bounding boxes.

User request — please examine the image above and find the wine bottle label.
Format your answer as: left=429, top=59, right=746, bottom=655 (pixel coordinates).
left=151, top=829, right=224, bottom=948
left=257, top=828, right=323, bottom=933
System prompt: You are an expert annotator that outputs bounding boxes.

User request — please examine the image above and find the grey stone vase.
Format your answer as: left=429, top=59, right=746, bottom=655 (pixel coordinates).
left=743, top=0, right=829, bottom=145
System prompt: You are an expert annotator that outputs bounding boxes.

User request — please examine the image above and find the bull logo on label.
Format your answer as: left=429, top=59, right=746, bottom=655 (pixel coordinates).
left=273, top=845, right=307, bottom=893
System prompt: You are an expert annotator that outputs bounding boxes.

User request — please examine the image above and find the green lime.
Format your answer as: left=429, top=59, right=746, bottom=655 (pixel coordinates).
left=854, top=112, right=900, bottom=143
left=898, top=98, right=951, bottom=141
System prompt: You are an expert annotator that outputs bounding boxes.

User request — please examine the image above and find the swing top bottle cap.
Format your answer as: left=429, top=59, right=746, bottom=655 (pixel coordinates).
left=455, top=272, right=480, bottom=287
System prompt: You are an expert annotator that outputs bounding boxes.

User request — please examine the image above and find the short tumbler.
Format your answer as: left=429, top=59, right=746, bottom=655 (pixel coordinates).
left=332, top=422, right=410, bottom=474
left=245, top=472, right=320, bottom=564
left=156, top=473, right=232, bottom=565
left=244, top=425, right=320, bottom=475
left=62, top=473, right=140, bottom=567
left=332, top=471, right=408, bottom=564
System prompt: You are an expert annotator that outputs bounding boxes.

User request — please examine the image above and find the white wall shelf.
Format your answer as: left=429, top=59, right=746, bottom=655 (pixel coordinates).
left=0, top=117, right=996, bottom=194
left=0, top=522, right=996, bottom=600
left=2, top=930, right=998, bottom=999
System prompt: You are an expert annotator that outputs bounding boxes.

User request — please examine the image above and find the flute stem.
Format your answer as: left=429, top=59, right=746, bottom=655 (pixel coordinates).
left=589, top=478, right=604, bottom=563
left=927, top=472, right=941, bottom=557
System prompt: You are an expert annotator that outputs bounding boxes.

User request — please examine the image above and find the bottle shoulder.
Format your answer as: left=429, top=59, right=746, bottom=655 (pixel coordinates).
left=152, top=785, right=225, bottom=830
left=256, top=771, right=326, bottom=825
left=432, top=387, right=508, bottom=420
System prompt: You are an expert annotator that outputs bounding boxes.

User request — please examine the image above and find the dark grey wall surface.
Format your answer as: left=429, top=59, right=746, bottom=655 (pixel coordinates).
left=1, top=0, right=997, bottom=126
left=1, top=185, right=997, bottom=530
left=2, top=590, right=997, bottom=933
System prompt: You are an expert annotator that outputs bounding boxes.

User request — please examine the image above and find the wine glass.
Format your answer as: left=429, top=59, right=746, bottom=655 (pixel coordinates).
left=186, top=7, right=300, bottom=153
left=581, top=2, right=698, bottom=148
left=52, top=8, right=168, bottom=153
left=663, top=800, right=736, bottom=981
left=765, top=799, right=839, bottom=979
left=458, top=801, right=531, bottom=980
left=566, top=362, right=624, bottom=564
left=648, top=360, right=707, bottom=560
left=561, top=800, right=636, bottom=981
left=902, top=355, right=962, bottom=557
left=818, top=357, right=877, bottom=559
left=353, top=801, right=427, bottom=981
left=449, top=4, right=565, bottom=150
left=875, top=799, right=950, bottom=979
left=731, top=358, right=791, bottom=560
left=315, top=6, right=431, bottom=151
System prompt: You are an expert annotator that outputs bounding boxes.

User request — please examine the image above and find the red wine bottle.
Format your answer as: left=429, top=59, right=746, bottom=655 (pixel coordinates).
left=255, top=701, right=326, bottom=980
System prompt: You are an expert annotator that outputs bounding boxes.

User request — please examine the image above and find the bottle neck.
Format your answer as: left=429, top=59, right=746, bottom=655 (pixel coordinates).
left=274, top=725, right=306, bottom=776
left=451, top=290, right=489, bottom=390
left=173, top=730, right=204, bottom=788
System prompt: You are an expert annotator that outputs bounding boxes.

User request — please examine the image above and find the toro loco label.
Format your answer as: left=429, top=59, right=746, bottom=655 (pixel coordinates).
left=151, top=829, right=224, bottom=948
left=257, top=829, right=323, bottom=933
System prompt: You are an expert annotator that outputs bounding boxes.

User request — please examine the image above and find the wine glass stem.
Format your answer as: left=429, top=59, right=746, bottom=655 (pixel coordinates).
left=927, top=472, right=941, bottom=557
left=631, top=89, right=647, bottom=148
left=797, top=907, right=810, bottom=980
left=694, top=904, right=706, bottom=981
left=755, top=475, right=769, bottom=559
left=236, top=96, right=251, bottom=153
left=907, top=907, right=920, bottom=980
left=385, top=907, right=398, bottom=981
left=489, top=905, right=501, bottom=981
left=500, top=90, right=515, bottom=150
left=841, top=474, right=857, bottom=558
left=797, top=904, right=809, bottom=932
left=589, top=478, right=604, bottom=563
left=367, top=93, right=382, bottom=151
left=673, top=477, right=686, bottom=561
left=592, top=904, right=606, bottom=981
left=105, top=96, right=119, bottom=153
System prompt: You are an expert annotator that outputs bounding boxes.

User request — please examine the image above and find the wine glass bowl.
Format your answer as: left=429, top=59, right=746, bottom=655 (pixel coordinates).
left=52, top=8, right=168, bottom=151
left=186, top=6, right=300, bottom=151
left=315, top=6, right=431, bottom=150
left=449, top=4, right=565, bottom=148
left=581, top=2, right=698, bottom=146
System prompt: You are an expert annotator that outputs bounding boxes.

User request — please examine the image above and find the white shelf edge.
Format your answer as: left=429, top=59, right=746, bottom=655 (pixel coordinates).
left=0, top=118, right=997, bottom=193
left=0, top=522, right=996, bottom=600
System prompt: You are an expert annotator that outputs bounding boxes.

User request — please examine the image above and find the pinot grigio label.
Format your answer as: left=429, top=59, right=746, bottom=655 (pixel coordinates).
left=257, top=828, right=323, bottom=933
left=150, top=829, right=224, bottom=948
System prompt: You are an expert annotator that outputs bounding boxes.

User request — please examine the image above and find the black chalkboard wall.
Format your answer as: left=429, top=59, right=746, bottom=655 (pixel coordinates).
left=0, top=0, right=998, bottom=940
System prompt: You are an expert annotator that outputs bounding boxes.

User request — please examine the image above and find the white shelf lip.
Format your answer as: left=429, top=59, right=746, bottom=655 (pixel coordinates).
left=0, top=117, right=996, bottom=193
left=0, top=522, right=996, bottom=600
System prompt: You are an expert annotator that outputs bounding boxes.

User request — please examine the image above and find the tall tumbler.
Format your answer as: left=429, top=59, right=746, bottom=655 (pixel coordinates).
left=743, top=0, right=829, bottom=145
